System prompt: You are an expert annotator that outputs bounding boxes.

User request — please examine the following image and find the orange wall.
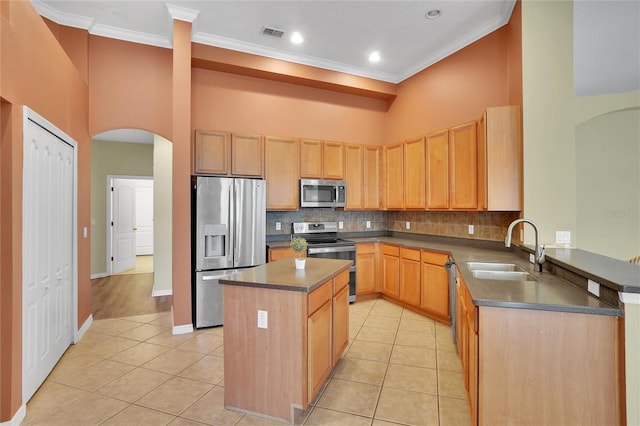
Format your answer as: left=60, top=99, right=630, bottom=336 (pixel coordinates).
left=0, top=1, right=90, bottom=421
left=172, top=20, right=193, bottom=327
left=88, top=36, right=172, bottom=139
left=387, top=25, right=512, bottom=142
left=191, top=68, right=388, bottom=146
left=507, top=1, right=523, bottom=106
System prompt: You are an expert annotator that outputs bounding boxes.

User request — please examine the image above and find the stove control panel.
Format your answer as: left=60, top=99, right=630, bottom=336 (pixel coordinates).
left=292, top=222, right=338, bottom=234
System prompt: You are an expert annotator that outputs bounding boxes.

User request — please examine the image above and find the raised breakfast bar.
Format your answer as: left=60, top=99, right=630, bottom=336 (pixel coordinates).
left=219, top=258, right=352, bottom=424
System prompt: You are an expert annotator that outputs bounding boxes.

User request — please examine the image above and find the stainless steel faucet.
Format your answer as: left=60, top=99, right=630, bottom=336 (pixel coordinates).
left=505, top=219, right=546, bottom=272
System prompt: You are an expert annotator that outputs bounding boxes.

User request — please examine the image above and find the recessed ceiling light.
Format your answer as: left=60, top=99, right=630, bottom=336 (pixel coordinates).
left=425, top=9, right=441, bottom=19
left=290, top=31, right=304, bottom=44
left=369, top=51, right=381, bottom=63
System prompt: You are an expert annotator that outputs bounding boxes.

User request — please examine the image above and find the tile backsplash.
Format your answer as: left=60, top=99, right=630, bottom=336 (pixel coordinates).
left=267, top=209, right=520, bottom=241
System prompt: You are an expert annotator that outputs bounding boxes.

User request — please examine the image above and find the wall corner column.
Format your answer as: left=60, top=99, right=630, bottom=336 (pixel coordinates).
left=171, top=17, right=194, bottom=331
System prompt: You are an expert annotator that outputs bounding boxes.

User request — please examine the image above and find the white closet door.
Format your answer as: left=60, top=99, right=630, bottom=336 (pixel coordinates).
left=135, top=180, right=154, bottom=256
left=23, top=116, right=74, bottom=402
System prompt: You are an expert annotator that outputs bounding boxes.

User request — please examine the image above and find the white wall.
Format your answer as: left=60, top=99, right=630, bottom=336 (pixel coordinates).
left=576, top=108, right=640, bottom=260
left=522, top=1, right=640, bottom=422
left=153, top=135, right=173, bottom=295
left=522, top=0, right=576, bottom=246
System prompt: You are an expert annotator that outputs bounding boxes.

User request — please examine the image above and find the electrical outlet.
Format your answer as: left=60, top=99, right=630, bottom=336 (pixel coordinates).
left=555, top=231, right=571, bottom=245
left=257, top=310, right=268, bottom=329
left=406, top=221, right=411, bottom=230
left=366, top=221, right=371, bottom=229
left=338, top=221, right=344, bottom=230
left=275, top=222, right=281, bottom=231
left=588, top=279, right=600, bottom=297
left=468, top=225, right=474, bottom=235
left=529, top=253, right=535, bottom=264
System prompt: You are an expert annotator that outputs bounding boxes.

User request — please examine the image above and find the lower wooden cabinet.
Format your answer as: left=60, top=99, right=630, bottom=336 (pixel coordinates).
left=307, top=293, right=332, bottom=399
left=332, top=284, right=349, bottom=364
left=307, top=269, right=349, bottom=402
left=399, top=247, right=421, bottom=305
left=421, top=251, right=450, bottom=321
left=268, top=247, right=305, bottom=262
left=356, top=243, right=376, bottom=294
left=381, top=244, right=400, bottom=297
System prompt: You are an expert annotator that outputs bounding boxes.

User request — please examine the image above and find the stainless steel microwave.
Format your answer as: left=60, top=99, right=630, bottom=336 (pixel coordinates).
left=300, top=179, right=346, bottom=208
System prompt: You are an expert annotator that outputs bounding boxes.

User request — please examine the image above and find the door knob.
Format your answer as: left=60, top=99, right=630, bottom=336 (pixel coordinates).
left=133, top=227, right=138, bottom=231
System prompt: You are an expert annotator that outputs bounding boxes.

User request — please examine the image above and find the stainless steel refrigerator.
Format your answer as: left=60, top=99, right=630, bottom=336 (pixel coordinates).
left=192, top=176, right=266, bottom=328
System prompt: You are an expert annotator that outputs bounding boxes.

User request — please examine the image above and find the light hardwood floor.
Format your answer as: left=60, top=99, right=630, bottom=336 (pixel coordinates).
left=91, top=272, right=171, bottom=320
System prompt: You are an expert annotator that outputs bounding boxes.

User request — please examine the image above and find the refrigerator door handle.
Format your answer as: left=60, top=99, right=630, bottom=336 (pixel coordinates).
left=228, top=183, right=235, bottom=268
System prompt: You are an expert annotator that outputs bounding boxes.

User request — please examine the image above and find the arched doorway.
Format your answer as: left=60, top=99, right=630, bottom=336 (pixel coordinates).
left=90, top=129, right=173, bottom=318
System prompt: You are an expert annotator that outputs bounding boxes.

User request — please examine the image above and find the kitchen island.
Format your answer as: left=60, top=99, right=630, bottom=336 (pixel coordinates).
left=219, top=258, right=352, bottom=424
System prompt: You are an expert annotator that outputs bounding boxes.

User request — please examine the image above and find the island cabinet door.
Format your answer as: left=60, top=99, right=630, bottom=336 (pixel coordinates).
left=307, top=283, right=333, bottom=401
left=332, top=284, right=349, bottom=365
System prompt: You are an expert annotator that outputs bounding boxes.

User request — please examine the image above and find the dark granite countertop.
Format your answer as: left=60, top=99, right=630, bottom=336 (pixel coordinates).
left=219, top=258, right=352, bottom=293
left=272, top=235, right=626, bottom=316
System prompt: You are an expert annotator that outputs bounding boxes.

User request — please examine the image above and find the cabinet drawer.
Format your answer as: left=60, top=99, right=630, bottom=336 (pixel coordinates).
left=422, top=251, right=449, bottom=266
left=333, top=269, right=349, bottom=294
left=400, top=247, right=420, bottom=261
left=382, top=244, right=400, bottom=257
left=356, top=243, right=375, bottom=254
left=308, top=281, right=332, bottom=315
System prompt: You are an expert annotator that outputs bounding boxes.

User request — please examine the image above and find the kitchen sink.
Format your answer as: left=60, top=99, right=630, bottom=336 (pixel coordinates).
left=466, top=261, right=538, bottom=282
left=466, top=261, right=519, bottom=271
left=471, top=270, right=538, bottom=282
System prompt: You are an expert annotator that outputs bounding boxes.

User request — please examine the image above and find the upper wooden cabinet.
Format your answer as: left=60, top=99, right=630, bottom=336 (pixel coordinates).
left=194, top=130, right=263, bottom=177
left=300, top=139, right=323, bottom=178
left=478, top=105, right=521, bottom=211
left=344, top=144, right=363, bottom=209
left=300, top=140, right=345, bottom=180
left=425, top=129, right=450, bottom=209
left=403, top=136, right=426, bottom=209
left=449, top=121, right=478, bottom=210
left=323, top=141, right=344, bottom=180
left=363, top=146, right=382, bottom=209
left=231, top=134, right=263, bottom=177
left=384, top=143, right=404, bottom=209
left=265, top=136, right=299, bottom=210
left=194, top=130, right=229, bottom=175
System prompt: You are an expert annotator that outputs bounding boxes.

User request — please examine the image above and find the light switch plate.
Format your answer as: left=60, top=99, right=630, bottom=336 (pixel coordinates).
left=366, top=221, right=371, bottom=229
left=588, top=279, right=600, bottom=297
left=275, top=222, right=281, bottom=231
left=338, top=221, right=344, bottom=230
left=406, top=221, right=411, bottom=230
left=468, top=225, right=474, bottom=235
left=555, top=231, right=571, bottom=244
left=529, top=253, right=535, bottom=264
left=257, top=310, right=268, bottom=329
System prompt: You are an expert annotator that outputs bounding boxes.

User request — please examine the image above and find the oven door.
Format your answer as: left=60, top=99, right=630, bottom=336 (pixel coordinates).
left=307, top=245, right=357, bottom=302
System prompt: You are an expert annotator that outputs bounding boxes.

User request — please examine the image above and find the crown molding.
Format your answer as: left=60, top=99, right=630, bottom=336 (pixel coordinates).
left=31, top=0, right=94, bottom=30
left=91, top=23, right=171, bottom=49
left=166, top=4, right=199, bottom=23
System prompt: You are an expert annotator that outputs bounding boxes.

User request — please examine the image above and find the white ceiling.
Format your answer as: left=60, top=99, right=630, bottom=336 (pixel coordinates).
left=31, top=0, right=516, bottom=84
left=33, top=0, right=639, bottom=145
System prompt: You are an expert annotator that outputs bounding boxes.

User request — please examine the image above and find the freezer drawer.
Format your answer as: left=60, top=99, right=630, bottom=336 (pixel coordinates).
left=194, top=270, right=235, bottom=328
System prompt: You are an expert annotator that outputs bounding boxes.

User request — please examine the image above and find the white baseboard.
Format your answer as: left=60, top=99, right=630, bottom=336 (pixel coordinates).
left=152, top=288, right=172, bottom=297
left=91, top=272, right=107, bottom=279
left=0, top=404, right=25, bottom=426
left=172, top=323, right=194, bottom=335
left=75, top=314, right=93, bottom=343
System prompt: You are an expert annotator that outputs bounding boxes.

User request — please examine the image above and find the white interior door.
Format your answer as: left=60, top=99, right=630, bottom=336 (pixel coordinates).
left=112, top=178, right=136, bottom=273
left=135, top=180, right=154, bottom=255
left=22, top=113, right=74, bottom=403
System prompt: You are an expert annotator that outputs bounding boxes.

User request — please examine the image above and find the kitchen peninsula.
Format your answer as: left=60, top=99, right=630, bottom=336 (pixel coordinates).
left=219, top=258, right=352, bottom=423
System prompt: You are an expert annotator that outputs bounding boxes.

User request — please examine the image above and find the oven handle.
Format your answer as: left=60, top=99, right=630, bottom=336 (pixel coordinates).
left=307, top=246, right=356, bottom=255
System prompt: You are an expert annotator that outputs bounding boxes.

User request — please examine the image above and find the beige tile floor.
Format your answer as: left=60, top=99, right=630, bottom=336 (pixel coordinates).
left=22, top=299, right=471, bottom=426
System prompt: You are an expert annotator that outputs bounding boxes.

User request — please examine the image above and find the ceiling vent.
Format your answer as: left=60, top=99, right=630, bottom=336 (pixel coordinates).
left=261, top=26, right=285, bottom=38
